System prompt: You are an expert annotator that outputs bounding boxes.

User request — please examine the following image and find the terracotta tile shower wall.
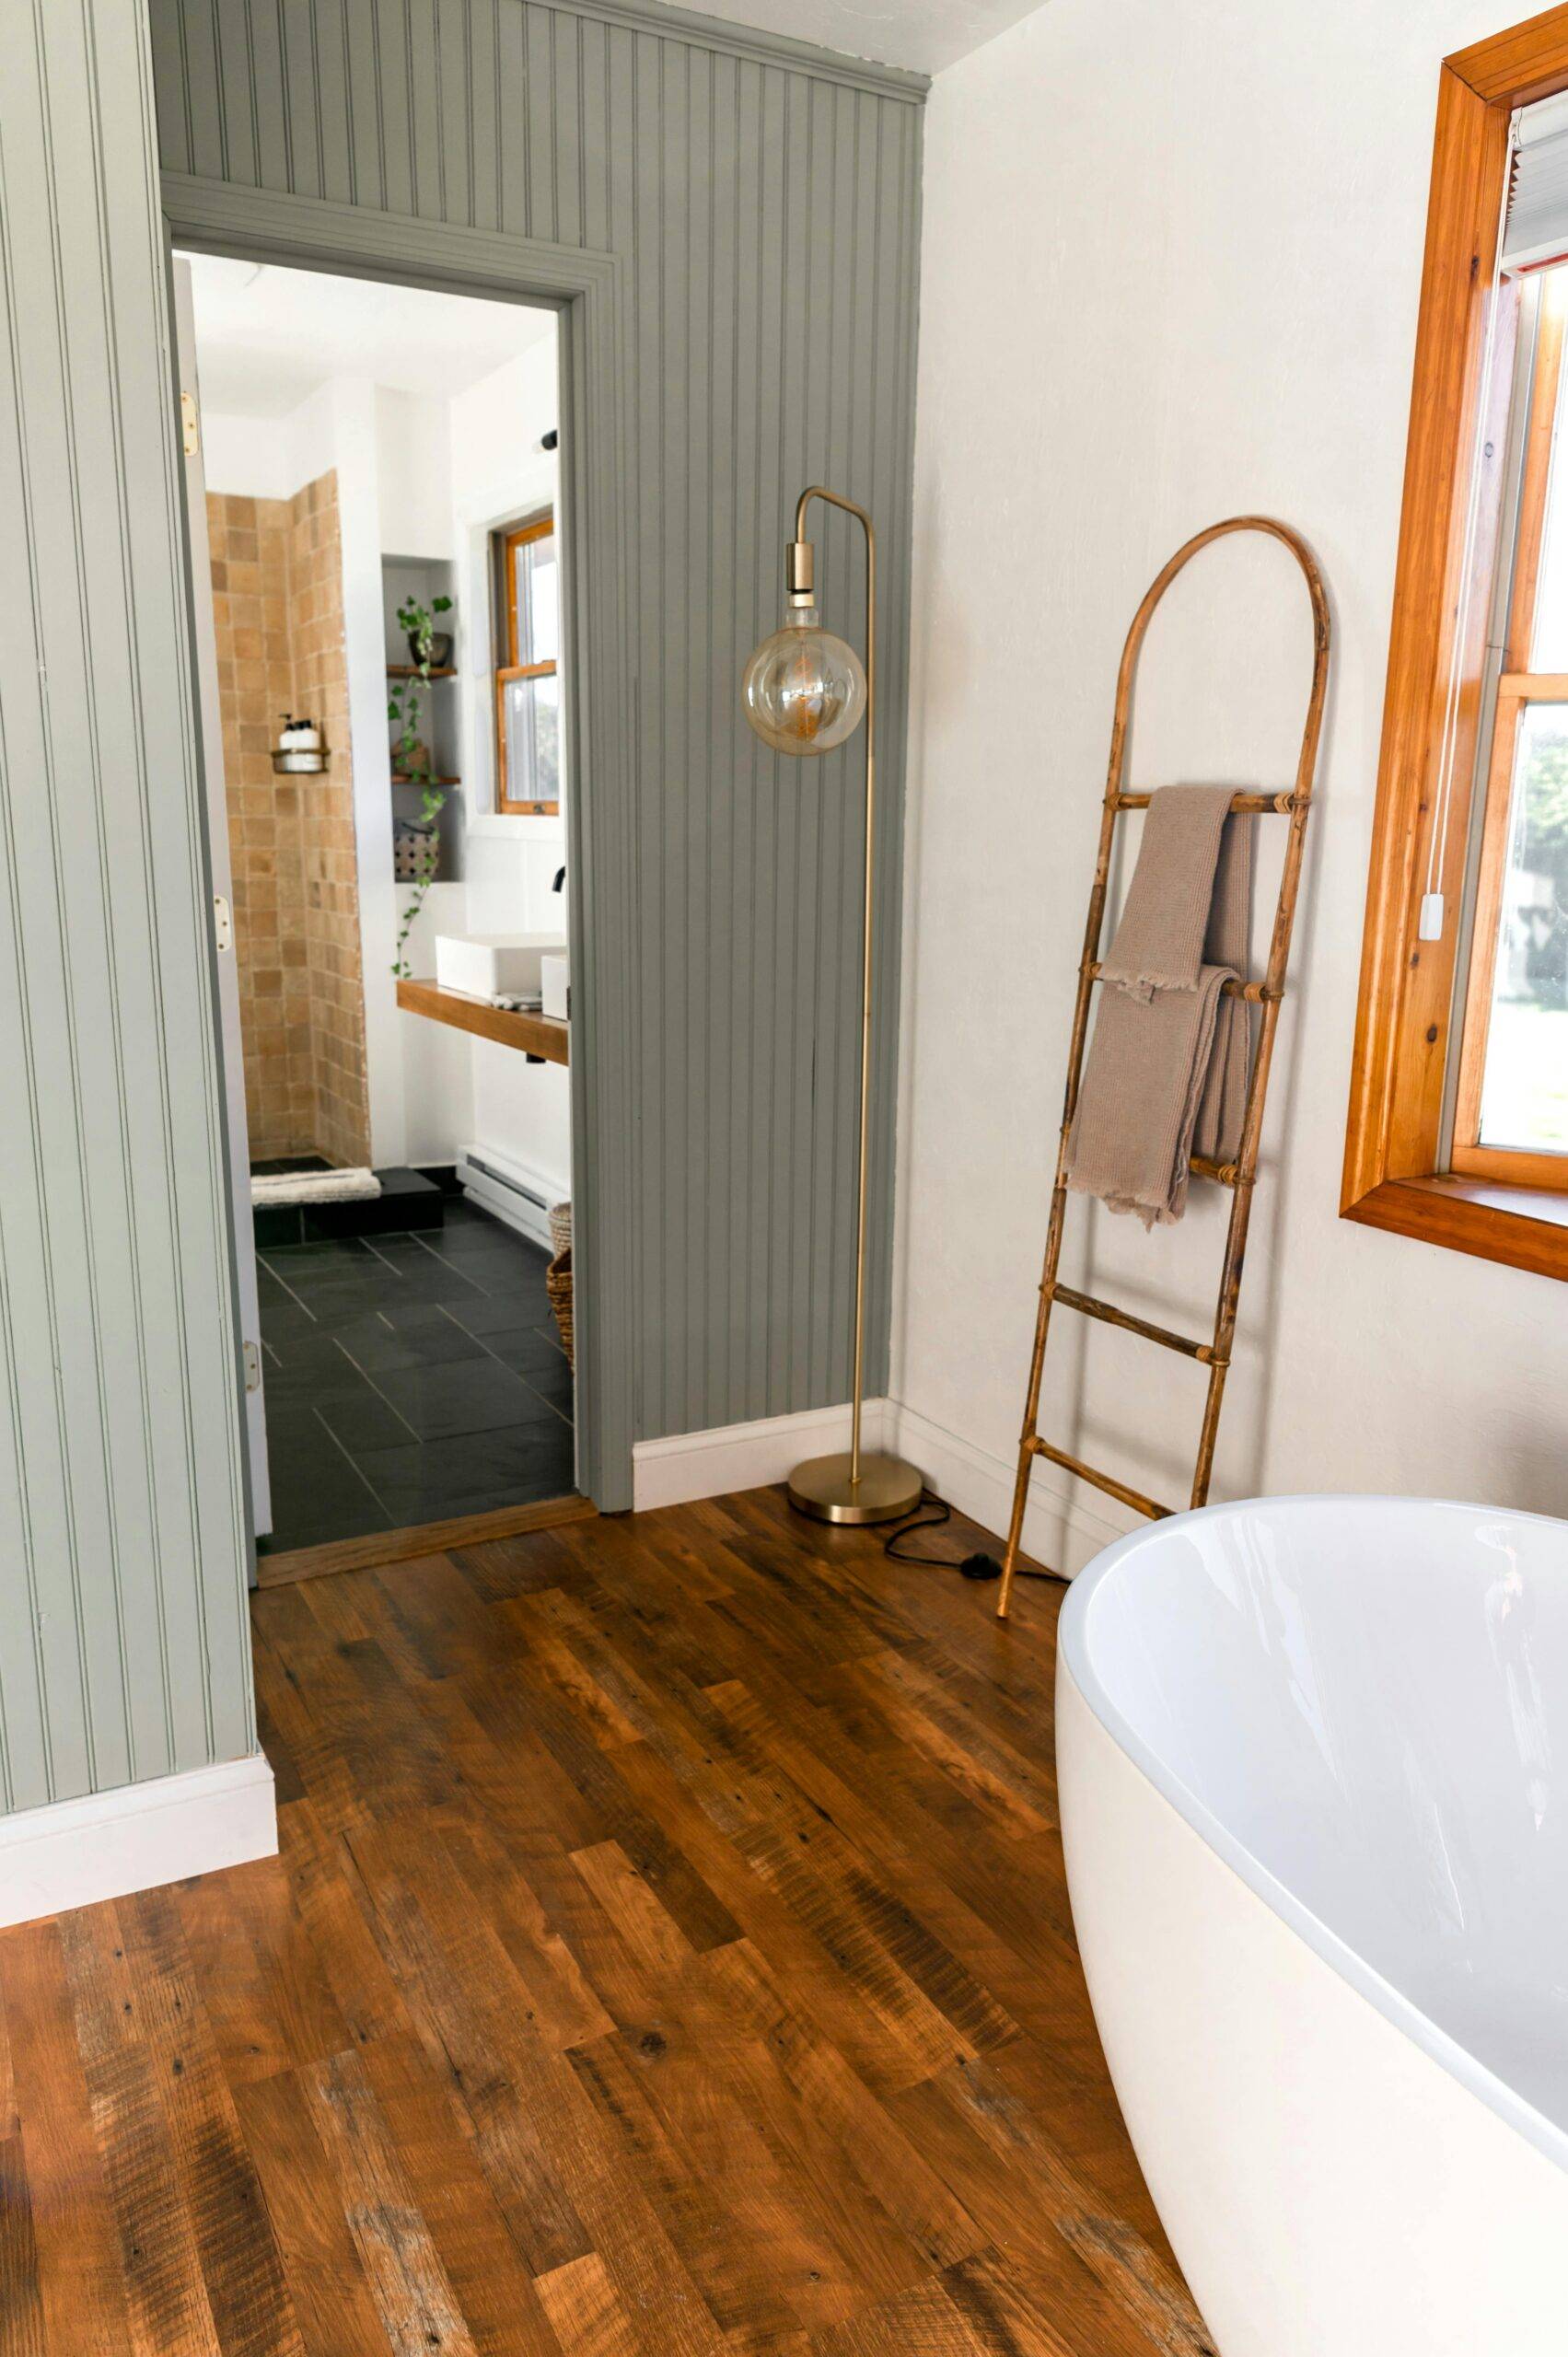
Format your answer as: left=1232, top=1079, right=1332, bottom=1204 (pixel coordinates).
left=208, top=477, right=370, bottom=1167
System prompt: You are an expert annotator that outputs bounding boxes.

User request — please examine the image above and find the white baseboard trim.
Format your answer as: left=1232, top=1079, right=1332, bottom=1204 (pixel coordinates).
left=0, top=1752, right=278, bottom=1932
left=631, top=1394, right=1133, bottom=1579
left=633, top=1399, right=891, bottom=1512
left=459, top=1140, right=568, bottom=1253
left=884, top=1398, right=1132, bottom=1580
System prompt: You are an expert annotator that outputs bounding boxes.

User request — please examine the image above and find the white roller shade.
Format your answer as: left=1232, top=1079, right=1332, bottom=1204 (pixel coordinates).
left=1503, top=91, right=1568, bottom=273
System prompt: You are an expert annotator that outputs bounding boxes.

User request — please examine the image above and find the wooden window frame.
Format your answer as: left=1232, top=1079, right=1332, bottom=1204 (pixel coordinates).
left=495, top=512, right=560, bottom=816
left=1343, top=5, right=1568, bottom=1282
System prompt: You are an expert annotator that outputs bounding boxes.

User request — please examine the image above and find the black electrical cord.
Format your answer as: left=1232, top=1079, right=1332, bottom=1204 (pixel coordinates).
left=881, top=1488, right=1068, bottom=1585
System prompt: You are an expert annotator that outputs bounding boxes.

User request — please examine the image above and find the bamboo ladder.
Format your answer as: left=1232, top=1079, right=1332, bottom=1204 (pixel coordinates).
left=995, top=517, right=1330, bottom=1619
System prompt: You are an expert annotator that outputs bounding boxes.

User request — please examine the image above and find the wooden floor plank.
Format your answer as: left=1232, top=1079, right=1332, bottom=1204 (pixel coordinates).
left=115, top=1887, right=305, bottom=2357
left=228, top=2067, right=394, bottom=2357
left=354, top=2031, right=563, bottom=2357
left=0, top=1487, right=1202, bottom=2357
left=3, top=1921, right=139, bottom=2357
left=56, top=1907, right=224, bottom=2357
left=0, top=2131, right=47, bottom=2357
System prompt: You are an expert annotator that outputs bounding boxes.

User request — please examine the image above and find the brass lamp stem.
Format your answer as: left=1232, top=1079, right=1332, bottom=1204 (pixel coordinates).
left=769, top=487, right=918, bottom=1528
left=794, top=486, right=876, bottom=1488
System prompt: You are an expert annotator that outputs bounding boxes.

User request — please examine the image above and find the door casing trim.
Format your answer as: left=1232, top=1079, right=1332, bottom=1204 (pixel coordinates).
left=160, top=173, right=636, bottom=1508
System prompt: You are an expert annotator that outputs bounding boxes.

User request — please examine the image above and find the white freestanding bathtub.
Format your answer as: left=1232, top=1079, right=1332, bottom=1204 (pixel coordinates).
left=1056, top=1494, right=1568, bottom=2357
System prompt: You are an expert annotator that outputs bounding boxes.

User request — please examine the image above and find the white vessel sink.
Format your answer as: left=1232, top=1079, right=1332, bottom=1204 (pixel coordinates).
left=434, top=933, right=566, bottom=1000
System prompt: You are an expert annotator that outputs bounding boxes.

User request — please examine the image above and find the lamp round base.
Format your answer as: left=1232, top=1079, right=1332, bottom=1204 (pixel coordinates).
left=786, top=1450, right=923, bottom=1527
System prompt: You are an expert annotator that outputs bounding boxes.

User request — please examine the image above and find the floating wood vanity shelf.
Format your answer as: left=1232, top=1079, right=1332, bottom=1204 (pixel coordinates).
left=396, top=977, right=569, bottom=1065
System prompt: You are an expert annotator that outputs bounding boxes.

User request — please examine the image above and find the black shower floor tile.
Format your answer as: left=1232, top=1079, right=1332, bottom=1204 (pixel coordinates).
left=255, top=1202, right=574, bottom=1553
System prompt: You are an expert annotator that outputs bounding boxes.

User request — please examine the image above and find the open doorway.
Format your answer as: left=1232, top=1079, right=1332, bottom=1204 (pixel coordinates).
left=177, top=252, right=578, bottom=1567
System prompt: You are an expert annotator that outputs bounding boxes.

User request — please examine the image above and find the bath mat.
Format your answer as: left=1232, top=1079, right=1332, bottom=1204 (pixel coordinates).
left=250, top=1167, right=382, bottom=1206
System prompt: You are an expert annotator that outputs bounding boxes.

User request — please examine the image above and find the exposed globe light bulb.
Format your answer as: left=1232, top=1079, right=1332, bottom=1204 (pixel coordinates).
left=741, top=606, right=867, bottom=757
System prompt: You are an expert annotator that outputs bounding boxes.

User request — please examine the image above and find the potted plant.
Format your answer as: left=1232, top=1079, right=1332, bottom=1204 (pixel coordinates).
left=389, top=592, right=453, bottom=979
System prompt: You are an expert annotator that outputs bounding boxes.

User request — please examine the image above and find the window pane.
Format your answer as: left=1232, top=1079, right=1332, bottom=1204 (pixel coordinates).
left=503, top=670, right=561, bottom=805
left=1476, top=702, right=1568, bottom=1154
left=513, top=530, right=560, bottom=667
left=1528, top=274, right=1568, bottom=669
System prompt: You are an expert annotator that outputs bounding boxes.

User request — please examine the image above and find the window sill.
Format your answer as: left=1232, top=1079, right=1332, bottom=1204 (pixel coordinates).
left=1342, top=1173, right=1568, bottom=1281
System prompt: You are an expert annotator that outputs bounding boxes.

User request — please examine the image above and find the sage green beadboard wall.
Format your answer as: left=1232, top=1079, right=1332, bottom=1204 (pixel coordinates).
left=148, top=0, right=926, bottom=1447
left=0, top=0, right=255, bottom=1813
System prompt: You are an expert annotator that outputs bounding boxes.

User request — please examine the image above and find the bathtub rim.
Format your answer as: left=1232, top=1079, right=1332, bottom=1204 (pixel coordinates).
left=1057, top=1490, right=1568, bottom=2184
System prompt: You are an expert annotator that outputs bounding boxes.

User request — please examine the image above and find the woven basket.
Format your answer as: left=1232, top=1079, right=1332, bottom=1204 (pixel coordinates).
left=546, top=1202, right=574, bottom=1369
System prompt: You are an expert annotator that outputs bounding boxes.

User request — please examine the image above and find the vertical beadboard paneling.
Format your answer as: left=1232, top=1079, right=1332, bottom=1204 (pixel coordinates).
left=147, top=0, right=924, bottom=1457
left=0, top=0, right=255, bottom=1814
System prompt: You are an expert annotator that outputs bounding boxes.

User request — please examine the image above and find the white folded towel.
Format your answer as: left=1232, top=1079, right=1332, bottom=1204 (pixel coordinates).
left=250, top=1168, right=382, bottom=1206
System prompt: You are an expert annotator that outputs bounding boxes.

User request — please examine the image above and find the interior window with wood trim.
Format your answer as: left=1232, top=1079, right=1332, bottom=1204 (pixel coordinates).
left=1345, top=17, right=1568, bottom=1283
left=494, top=512, right=561, bottom=815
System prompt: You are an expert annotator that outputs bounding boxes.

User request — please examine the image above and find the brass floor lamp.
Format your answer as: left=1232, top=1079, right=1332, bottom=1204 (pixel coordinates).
left=741, top=487, right=923, bottom=1527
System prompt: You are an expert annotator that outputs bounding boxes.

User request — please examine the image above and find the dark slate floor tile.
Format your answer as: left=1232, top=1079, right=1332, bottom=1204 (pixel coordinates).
left=330, top=1308, right=487, bottom=1374
left=273, top=1272, right=482, bottom=1331
left=256, top=1261, right=304, bottom=1314
left=366, top=1358, right=562, bottom=1441
left=517, top=1355, right=574, bottom=1416
left=259, top=1409, right=392, bottom=1550
left=313, top=1385, right=418, bottom=1454
left=477, top=1323, right=572, bottom=1378
left=443, top=1284, right=552, bottom=1337
left=258, top=1485, right=393, bottom=1553
left=261, top=1346, right=373, bottom=1408
left=257, top=1198, right=573, bottom=1550
left=424, top=1219, right=539, bottom=1257
left=353, top=1424, right=575, bottom=1523
left=259, top=1297, right=320, bottom=1349
left=263, top=1237, right=378, bottom=1273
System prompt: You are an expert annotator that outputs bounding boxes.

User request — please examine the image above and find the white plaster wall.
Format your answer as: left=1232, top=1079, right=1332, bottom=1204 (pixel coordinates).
left=377, top=388, right=454, bottom=558
left=201, top=378, right=340, bottom=502
left=895, top=0, right=1568, bottom=1571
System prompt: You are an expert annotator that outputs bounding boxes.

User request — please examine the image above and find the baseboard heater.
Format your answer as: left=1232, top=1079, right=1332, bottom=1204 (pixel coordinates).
left=457, top=1146, right=557, bottom=1252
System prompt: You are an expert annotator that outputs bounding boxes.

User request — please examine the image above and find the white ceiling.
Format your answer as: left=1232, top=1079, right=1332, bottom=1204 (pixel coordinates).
left=182, top=252, right=555, bottom=417
left=675, top=0, right=1042, bottom=74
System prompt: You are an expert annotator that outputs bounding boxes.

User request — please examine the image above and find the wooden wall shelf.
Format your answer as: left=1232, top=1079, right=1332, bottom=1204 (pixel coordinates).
left=387, top=664, right=457, bottom=679
left=396, top=976, right=569, bottom=1065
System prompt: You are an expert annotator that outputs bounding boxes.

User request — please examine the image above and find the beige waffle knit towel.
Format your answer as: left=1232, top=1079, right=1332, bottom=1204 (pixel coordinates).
left=1064, top=786, right=1252, bottom=1227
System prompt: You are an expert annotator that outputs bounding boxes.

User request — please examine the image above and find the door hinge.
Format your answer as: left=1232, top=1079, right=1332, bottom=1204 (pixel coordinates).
left=180, top=389, right=200, bottom=457
left=214, top=892, right=232, bottom=952
left=242, top=1339, right=261, bottom=1394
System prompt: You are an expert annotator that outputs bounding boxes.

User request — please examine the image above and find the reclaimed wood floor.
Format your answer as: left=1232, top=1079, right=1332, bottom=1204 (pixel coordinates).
left=0, top=1487, right=1212, bottom=2357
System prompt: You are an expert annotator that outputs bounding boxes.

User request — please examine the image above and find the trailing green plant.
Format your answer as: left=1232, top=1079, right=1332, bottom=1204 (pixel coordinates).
left=389, top=592, right=453, bottom=978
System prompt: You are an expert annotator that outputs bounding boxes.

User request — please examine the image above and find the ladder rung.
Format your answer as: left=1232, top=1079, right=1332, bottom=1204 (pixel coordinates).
left=1052, top=1283, right=1213, bottom=1362
left=1027, top=1435, right=1174, bottom=1522
left=1114, top=790, right=1297, bottom=815
left=1086, top=963, right=1279, bottom=1004
left=1189, top=1155, right=1248, bottom=1186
